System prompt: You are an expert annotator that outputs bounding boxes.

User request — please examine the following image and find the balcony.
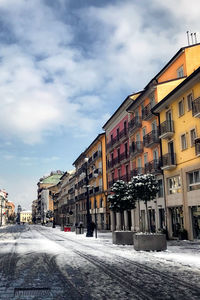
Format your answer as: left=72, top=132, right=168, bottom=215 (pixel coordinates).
left=129, top=141, right=143, bottom=158
left=159, top=120, right=174, bottom=139
left=78, top=192, right=87, bottom=200
left=106, top=129, right=128, bottom=151
left=144, top=159, right=161, bottom=174
left=107, top=153, right=129, bottom=170
left=68, top=187, right=74, bottom=194
left=192, top=97, right=200, bottom=117
left=119, top=151, right=129, bottom=162
left=195, top=138, right=200, bottom=156
left=131, top=167, right=144, bottom=177
left=161, top=153, right=176, bottom=170
left=128, top=117, right=142, bottom=134
left=78, top=178, right=86, bottom=188
left=143, top=130, right=159, bottom=148
left=142, top=103, right=153, bottom=120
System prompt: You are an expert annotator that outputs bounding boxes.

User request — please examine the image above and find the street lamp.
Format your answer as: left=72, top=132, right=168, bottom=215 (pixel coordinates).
left=94, top=190, right=97, bottom=239
left=84, top=158, right=93, bottom=237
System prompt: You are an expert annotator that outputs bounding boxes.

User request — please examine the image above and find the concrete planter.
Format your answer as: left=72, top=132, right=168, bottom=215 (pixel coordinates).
left=134, top=233, right=167, bottom=251
left=113, top=231, right=136, bottom=245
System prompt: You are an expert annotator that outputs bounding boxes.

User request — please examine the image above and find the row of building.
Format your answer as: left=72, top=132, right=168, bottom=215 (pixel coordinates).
left=0, top=189, right=15, bottom=225
left=32, top=42, right=200, bottom=240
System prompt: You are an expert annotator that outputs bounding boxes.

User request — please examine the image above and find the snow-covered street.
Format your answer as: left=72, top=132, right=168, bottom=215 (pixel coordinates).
left=0, top=225, right=200, bottom=300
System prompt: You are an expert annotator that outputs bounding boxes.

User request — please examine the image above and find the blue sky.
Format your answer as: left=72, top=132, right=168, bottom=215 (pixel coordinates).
left=0, top=0, right=200, bottom=210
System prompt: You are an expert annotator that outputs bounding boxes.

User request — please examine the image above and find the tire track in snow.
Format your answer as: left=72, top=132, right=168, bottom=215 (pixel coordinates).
left=35, top=227, right=200, bottom=299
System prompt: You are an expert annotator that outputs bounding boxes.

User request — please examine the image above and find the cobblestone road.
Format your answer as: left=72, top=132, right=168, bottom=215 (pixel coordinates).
left=0, top=225, right=200, bottom=300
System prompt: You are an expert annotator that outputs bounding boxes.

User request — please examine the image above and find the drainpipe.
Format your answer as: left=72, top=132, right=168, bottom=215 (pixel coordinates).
left=152, top=110, right=168, bottom=238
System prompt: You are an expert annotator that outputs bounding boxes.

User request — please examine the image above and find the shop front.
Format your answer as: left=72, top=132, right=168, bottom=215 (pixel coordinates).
left=191, top=206, right=200, bottom=239
left=170, top=206, right=184, bottom=237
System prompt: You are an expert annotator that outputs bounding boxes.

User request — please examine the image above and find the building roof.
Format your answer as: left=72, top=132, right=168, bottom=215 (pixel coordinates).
left=127, top=43, right=200, bottom=112
left=144, top=43, right=200, bottom=89
left=102, top=92, right=142, bottom=130
left=152, top=65, right=200, bottom=113
left=40, top=173, right=63, bottom=184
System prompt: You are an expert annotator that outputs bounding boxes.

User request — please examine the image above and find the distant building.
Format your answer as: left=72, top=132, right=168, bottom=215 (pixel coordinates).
left=20, top=211, right=32, bottom=223
left=36, top=170, right=64, bottom=223
left=6, top=201, right=15, bottom=223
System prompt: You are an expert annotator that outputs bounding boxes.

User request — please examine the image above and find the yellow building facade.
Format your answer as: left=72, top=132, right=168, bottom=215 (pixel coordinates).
left=153, top=66, right=200, bottom=240
left=73, top=133, right=108, bottom=229
left=20, top=211, right=32, bottom=223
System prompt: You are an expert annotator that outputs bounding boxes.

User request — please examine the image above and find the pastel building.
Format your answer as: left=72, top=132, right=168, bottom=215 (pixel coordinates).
left=20, top=211, right=32, bottom=223
left=153, top=66, right=200, bottom=240
left=104, top=43, right=200, bottom=234
left=73, top=133, right=108, bottom=229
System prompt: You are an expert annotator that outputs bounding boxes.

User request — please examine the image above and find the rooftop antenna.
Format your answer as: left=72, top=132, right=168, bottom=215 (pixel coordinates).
left=194, top=32, right=198, bottom=44
left=191, top=32, right=194, bottom=44
left=186, top=31, right=190, bottom=45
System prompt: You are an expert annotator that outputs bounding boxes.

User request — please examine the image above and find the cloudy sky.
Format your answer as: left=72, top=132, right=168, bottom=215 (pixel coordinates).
left=0, top=0, right=199, bottom=210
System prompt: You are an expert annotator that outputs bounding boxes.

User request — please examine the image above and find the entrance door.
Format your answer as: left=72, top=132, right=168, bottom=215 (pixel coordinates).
left=171, top=207, right=183, bottom=237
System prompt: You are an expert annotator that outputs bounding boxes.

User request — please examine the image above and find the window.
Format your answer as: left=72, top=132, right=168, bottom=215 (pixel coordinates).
left=153, top=149, right=159, bottom=161
left=137, top=157, right=142, bottom=172
left=117, top=148, right=120, bottom=162
left=111, top=172, right=114, bottom=183
left=178, top=99, right=184, bottom=116
left=111, top=134, right=113, bottom=142
left=151, top=120, right=157, bottom=132
left=177, top=65, right=184, bottom=78
left=158, top=179, right=163, bottom=198
left=118, top=168, right=121, bottom=180
left=111, top=152, right=114, bottom=162
left=99, top=178, right=102, bottom=188
left=181, top=134, right=187, bottom=150
left=188, top=170, right=200, bottom=191
left=125, top=143, right=128, bottom=158
left=144, top=153, right=148, bottom=165
left=124, top=120, right=127, bottom=134
left=187, top=93, right=193, bottom=111
left=125, top=165, right=129, bottom=181
left=136, top=132, right=140, bottom=142
left=150, top=93, right=155, bottom=108
left=142, top=127, right=146, bottom=138
left=190, top=129, right=196, bottom=147
left=117, top=128, right=120, bottom=140
left=168, top=176, right=181, bottom=194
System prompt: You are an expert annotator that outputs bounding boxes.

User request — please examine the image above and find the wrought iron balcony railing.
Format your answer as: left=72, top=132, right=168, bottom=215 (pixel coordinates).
left=159, top=120, right=174, bottom=139
left=129, top=141, right=143, bottom=158
left=128, top=116, right=142, bottom=134
left=161, top=153, right=176, bottom=170
left=131, top=167, right=144, bottom=177
left=106, top=128, right=128, bottom=151
left=144, top=159, right=161, bottom=174
left=142, top=103, right=153, bottom=120
left=143, top=130, right=159, bottom=148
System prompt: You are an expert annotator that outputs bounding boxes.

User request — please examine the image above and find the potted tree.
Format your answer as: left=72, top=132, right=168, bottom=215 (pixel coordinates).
left=108, top=180, right=136, bottom=245
left=130, top=174, right=167, bottom=251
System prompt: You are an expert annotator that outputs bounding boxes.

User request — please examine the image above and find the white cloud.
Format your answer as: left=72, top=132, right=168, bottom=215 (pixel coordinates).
left=0, top=0, right=199, bottom=146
